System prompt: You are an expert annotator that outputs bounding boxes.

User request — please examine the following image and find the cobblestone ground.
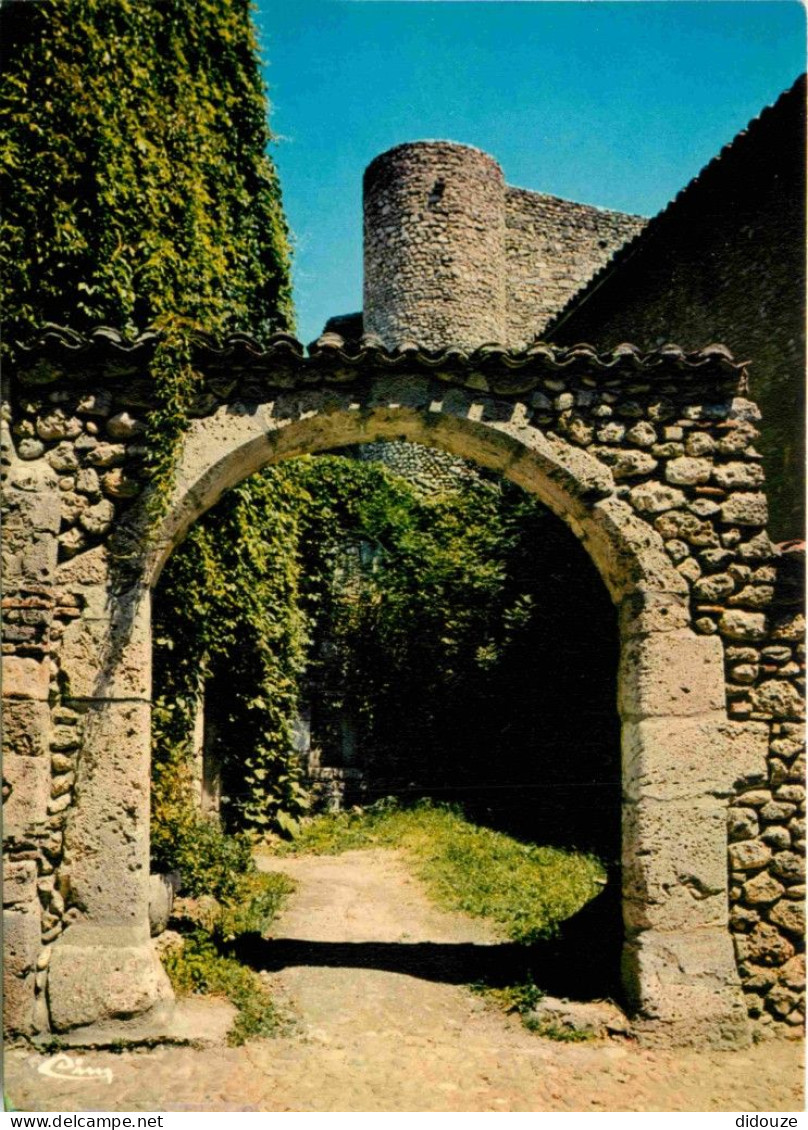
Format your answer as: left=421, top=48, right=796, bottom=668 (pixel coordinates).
left=4, top=850, right=804, bottom=1113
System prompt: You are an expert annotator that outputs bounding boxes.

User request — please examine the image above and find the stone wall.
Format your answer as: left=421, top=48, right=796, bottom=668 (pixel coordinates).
left=549, top=76, right=806, bottom=542
left=726, top=543, right=805, bottom=1036
left=2, top=330, right=803, bottom=1043
left=344, top=439, right=484, bottom=495
left=2, top=370, right=155, bottom=1036
left=505, top=188, right=645, bottom=347
left=362, top=142, right=643, bottom=351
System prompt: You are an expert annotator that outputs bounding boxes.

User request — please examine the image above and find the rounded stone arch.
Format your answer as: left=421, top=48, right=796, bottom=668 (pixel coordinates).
left=136, top=374, right=747, bottom=1044
left=46, top=370, right=752, bottom=1046
left=145, top=376, right=686, bottom=608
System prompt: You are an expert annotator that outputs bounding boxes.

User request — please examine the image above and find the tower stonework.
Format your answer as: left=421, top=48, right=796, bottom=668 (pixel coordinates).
left=363, top=142, right=508, bottom=349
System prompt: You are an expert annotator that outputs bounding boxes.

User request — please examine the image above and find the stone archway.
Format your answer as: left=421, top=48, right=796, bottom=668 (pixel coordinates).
left=4, top=333, right=775, bottom=1044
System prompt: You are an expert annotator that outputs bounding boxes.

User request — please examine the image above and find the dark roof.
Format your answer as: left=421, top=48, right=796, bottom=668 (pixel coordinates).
left=323, top=312, right=363, bottom=339
left=14, top=325, right=745, bottom=396
left=546, top=74, right=807, bottom=338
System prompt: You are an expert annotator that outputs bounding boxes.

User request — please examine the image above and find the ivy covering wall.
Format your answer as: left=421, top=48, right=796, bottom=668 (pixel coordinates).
left=1, top=0, right=292, bottom=346
left=1, top=0, right=297, bottom=874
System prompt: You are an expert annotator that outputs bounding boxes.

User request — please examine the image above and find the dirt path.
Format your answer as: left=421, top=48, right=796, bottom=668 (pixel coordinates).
left=4, top=848, right=804, bottom=1112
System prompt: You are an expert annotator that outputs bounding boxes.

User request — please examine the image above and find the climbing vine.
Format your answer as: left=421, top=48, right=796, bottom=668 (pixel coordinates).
left=152, top=466, right=312, bottom=853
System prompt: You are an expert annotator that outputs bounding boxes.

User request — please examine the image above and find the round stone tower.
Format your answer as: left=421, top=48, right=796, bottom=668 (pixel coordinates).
left=363, top=142, right=507, bottom=350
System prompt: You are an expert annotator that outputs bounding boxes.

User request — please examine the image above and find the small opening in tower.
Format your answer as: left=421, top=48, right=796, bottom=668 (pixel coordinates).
left=427, top=179, right=446, bottom=208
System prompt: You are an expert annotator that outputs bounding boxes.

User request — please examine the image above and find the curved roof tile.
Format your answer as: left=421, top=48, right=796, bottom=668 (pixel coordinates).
left=14, top=325, right=745, bottom=394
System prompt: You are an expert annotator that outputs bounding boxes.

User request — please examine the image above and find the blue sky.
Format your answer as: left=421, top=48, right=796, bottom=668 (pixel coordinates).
left=254, top=1, right=805, bottom=345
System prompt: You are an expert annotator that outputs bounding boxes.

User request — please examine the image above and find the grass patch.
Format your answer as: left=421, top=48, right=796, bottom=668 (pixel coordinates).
left=161, top=869, right=295, bottom=1045
left=266, top=799, right=605, bottom=944
left=215, top=869, right=295, bottom=942
left=471, top=977, right=599, bottom=1042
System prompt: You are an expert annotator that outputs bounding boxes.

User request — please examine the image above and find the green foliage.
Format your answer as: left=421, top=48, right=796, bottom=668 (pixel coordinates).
left=152, top=454, right=563, bottom=844
left=152, top=814, right=254, bottom=904
left=472, top=975, right=595, bottom=1039
left=1, top=0, right=293, bottom=348
left=162, top=929, right=282, bottom=1046
left=265, top=800, right=606, bottom=943
left=151, top=467, right=314, bottom=845
left=293, top=457, right=618, bottom=833
left=522, top=1016, right=595, bottom=1042
left=471, top=974, right=545, bottom=1016
left=162, top=869, right=294, bottom=1045
left=152, top=449, right=618, bottom=859
left=215, top=870, right=296, bottom=942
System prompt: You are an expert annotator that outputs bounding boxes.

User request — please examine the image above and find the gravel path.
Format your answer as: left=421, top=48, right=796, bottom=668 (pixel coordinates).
left=4, top=848, right=804, bottom=1112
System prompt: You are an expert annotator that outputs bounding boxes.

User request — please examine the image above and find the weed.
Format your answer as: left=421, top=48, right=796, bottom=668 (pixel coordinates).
left=162, top=929, right=283, bottom=1045
left=472, top=975, right=545, bottom=1016
left=160, top=869, right=296, bottom=1045
left=522, top=1016, right=595, bottom=1042
left=31, top=1036, right=65, bottom=1055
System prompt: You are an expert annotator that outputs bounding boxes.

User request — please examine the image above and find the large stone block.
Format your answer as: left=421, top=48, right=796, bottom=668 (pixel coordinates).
left=623, top=798, right=728, bottom=932
left=2, top=469, right=60, bottom=605
left=3, top=969, right=37, bottom=1036
left=618, top=631, right=725, bottom=720
left=2, top=699, right=50, bottom=759
left=587, top=497, right=689, bottom=604
left=622, top=716, right=768, bottom=802
left=618, top=591, right=691, bottom=639
left=1, top=527, right=59, bottom=586
left=3, top=751, right=51, bottom=832
left=3, top=860, right=38, bottom=908
left=58, top=598, right=151, bottom=701
left=60, top=700, right=151, bottom=925
left=4, top=904, right=41, bottom=975
left=622, top=927, right=749, bottom=1046
left=2, top=656, right=50, bottom=701
left=48, top=936, right=173, bottom=1032
left=623, top=715, right=726, bottom=801
left=3, top=480, right=62, bottom=534
left=55, top=545, right=111, bottom=591
left=4, top=903, right=41, bottom=1033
